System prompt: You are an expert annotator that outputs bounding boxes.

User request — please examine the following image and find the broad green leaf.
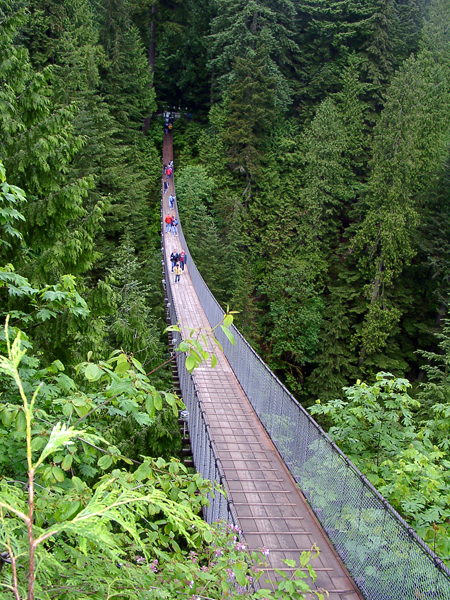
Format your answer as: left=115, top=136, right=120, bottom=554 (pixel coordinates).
left=192, top=340, right=203, bottom=353
left=31, top=436, right=45, bottom=451
left=56, top=500, right=82, bottom=522
left=189, top=350, right=202, bottom=363
left=220, top=325, right=235, bottom=345
left=133, top=412, right=152, bottom=426
left=300, top=551, right=311, bottom=567
left=62, top=402, right=73, bottom=417
left=50, top=360, right=65, bottom=372
left=36, top=308, right=56, bottom=322
left=283, top=558, right=296, bottom=568
left=134, top=461, right=152, bottom=481
left=98, top=454, right=113, bottom=469
left=154, top=393, right=162, bottom=411
left=84, top=363, right=103, bottom=382
left=72, top=476, right=84, bottom=493
left=185, top=355, right=196, bottom=372
left=145, top=395, right=155, bottom=416
left=203, top=530, right=213, bottom=543
left=211, top=355, right=217, bottom=368
left=177, top=341, right=189, bottom=352
left=115, top=356, right=130, bottom=374
left=223, top=314, right=233, bottom=327
left=168, top=461, right=179, bottom=474
left=74, top=403, right=90, bottom=418
left=1, top=409, right=13, bottom=427
left=15, top=410, right=26, bottom=432
left=61, top=454, right=73, bottom=471
left=130, top=356, right=145, bottom=374
left=232, top=564, right=247, bottom=586
left=307, top=563, right=317, bottom=583
left=165, top=325, right=180, bottom=333
left=52, top=466, right=65, bottom=482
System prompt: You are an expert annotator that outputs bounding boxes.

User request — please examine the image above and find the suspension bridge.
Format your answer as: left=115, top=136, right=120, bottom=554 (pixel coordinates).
left=160, top=132, right=450, bottom=599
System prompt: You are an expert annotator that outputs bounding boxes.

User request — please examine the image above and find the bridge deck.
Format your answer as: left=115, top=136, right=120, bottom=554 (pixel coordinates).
left=162, top=135, right=362, bottom=599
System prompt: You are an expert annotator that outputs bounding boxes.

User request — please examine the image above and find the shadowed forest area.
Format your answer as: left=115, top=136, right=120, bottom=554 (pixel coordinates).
left=2, top=0, right=450, bottom=597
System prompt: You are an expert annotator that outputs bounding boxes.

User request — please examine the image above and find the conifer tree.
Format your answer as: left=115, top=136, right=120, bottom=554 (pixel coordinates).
left=294, top=0, right=377, bottom=115
left=221, top=38, right=279, bottom=203
left=107, top=232, right=165, bottom=370
left=209, top=0, right=297, bottom=109
left=353, top=0, right=450, bottom=365
left=0, top=1, right=102, bottom=283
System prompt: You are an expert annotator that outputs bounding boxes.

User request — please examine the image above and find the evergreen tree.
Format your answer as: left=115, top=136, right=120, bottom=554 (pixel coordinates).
left=353, top=0, right=450, bottom=366
left=144, top=0, right=214, bottom=112
left=294, top=0, right=377, bottom=116
left=0, top=1, right=102, bottom=283
left=393, top=0, right=429, bottom=63
left=416, top=319, right=450, bottom=408
left=107, top=232, right=165, bottom=371
left=221, top=37, right=279, bottom=203
left=209, top=0, right=297, bottom=109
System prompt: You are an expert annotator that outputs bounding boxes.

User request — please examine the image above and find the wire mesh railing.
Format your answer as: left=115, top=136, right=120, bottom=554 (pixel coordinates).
left=160, top=200, right=240, bottom=529
left=171, top=185, right=450, bottom=599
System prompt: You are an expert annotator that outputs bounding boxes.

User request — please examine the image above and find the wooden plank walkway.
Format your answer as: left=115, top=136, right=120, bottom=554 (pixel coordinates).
left=161, top=133, right=363, bottom=599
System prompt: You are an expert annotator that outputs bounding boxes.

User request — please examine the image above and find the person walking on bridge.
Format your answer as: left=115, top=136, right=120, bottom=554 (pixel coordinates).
left=174, top=263, right=182, bottom=283
left=170, top=250, right=179, bottom=272
left=179, top=249, right=187, bottom=271
left=171, top=216, right=178, bottom=237
left=165, top=213, right=172, bottom=233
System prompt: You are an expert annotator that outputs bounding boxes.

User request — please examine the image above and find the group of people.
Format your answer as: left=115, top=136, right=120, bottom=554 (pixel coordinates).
left=163, top=157, right=186, bottom=284
left=165, top=213, right=178, bottom=236
left=170, top=249, right=187, bottom=283
left=163, top=161, right=173, bottom=178
left=163, top=161, right=174, bottom=195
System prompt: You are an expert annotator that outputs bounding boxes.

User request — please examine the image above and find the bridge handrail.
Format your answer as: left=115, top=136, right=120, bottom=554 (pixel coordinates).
left=172, top=188, right=450, bottom=599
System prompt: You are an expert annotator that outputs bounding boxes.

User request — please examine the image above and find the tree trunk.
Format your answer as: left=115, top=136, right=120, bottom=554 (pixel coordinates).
left=149, top=5, right=156, bottom=79
left=142, top=5, right=157, bottom=134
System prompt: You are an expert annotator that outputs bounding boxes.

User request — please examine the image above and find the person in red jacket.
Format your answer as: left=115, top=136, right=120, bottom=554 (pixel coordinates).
left=165, top=214, right=172, bottom=233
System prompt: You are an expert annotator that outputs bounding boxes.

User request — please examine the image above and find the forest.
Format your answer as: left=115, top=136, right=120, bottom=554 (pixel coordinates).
left=1, top=0, right=450, bottom=597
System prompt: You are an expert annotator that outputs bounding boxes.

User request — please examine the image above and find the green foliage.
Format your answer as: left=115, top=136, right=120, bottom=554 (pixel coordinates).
left=0, top=322, right=323, bottom=599
left=5, top=0, right=450, bottom=582
left=352, top=10, right=450, bottom=362
left=209, top=0, right=297, bottom=108
left=311, top=371, right=450, bottom=562
left=0, top=162, right=26, bottom=250
left=0, top=1, right=102, bottom=282
left=263, top=545, right=326, bottom=600
left=168, top=307, right=236, bottom=373
left=416, top=318, right=450, bottom=420
left=259, top=265, right=324, bottom=370
left=106, top=232, right=164, bottom=371
left=311, top=372, right=419, bottom=469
